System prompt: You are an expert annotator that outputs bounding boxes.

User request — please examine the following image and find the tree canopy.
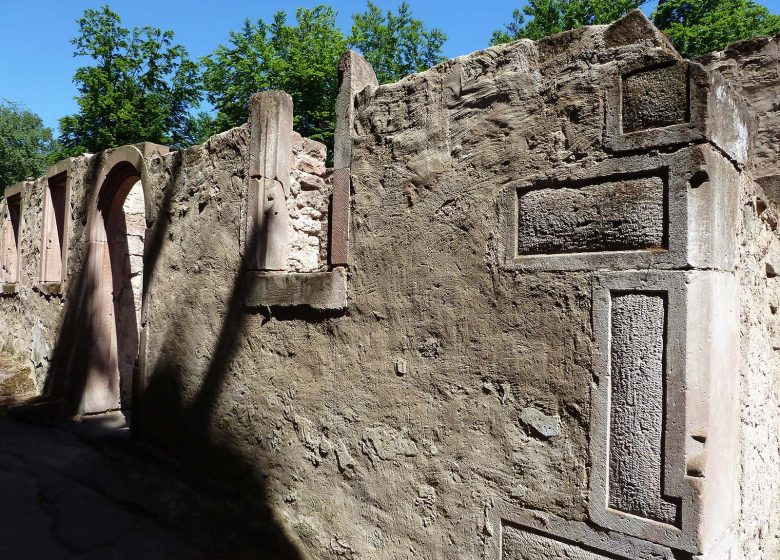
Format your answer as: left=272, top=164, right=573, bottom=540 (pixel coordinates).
left=0, top=101, right=56, bottom=190
left=653, top=0, right=780, bottom=57
left=58, top=5, right=201, bottom=155
left=202, top=6, right=347, bottom=148
left=490, top=0, right=644, bottom=44
left=490, top=0, right=780, bottom=57
left=349, top=1, right=447, bottom=84
left=201, top=2, right=447, bottom=150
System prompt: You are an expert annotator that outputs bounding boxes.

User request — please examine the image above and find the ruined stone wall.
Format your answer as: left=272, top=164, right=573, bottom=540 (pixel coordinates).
left=0, top=11, right=778, bottom=560
left=137, top=12, right=758, bottom=560
left=0, top=155, right=93, bottom=389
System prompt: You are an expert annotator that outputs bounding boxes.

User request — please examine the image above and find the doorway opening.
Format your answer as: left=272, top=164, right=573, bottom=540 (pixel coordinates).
left=84, top=161, right=146, bottom=419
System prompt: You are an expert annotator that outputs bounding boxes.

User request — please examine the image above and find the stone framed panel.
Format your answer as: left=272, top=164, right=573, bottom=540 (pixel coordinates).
left=39, top=159, right=73, bottom=289
left=500, top=152, right=677, bottom=272
left=1, top=182, right=25, bottom=290
left=499, top=146, right=738, bottom=272
left=605, top=58, right=749, bottom=164
left=500, top=154, right=682, bottom=272
left=484, top=501, right=677, bottom=560
left=604, top=59, right=703, bottom=153
left=588, top=271, right=740, bottom=555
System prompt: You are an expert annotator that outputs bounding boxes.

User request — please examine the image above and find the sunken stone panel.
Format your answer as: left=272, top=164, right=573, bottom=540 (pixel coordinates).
left=502, top=524, right=616, bottom=560
left=622, top=63, right=689, bottom=132
left=609, top=292, right=679, bottom=526
left=517, top=176, right=664, bottom=255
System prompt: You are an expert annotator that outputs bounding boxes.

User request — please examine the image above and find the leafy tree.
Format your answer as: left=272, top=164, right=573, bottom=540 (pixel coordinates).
left=653, top=0, right=780, bottom=57
left=201, top=2, right=447, bottom=149
left=59, top=5, right=201, bottom=154
left=490, top=0, right=644, bottom=44
left=202, top=6, right=346, bottom=147
left=349, top=1, right=447, bottom=84
left=0, top=101, right=57, bottom=190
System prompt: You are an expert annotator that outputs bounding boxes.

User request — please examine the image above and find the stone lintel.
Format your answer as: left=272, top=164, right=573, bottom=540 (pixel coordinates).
left=35, top=282, right=63, bottom=296
left=244, top=267, right=347, bottom=310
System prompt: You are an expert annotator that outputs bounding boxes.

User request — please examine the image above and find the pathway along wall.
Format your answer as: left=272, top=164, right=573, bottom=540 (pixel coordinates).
left=0, top=10, right=778, bottom=560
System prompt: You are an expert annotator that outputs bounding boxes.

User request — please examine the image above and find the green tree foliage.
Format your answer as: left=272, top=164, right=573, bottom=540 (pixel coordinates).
left=59, top=5, right=201, bottom=154
left=349, top=1, right=447, bottom=84
left=201, top=2, right=447, bottom=149
left=653, top=0, right=780, bottom=57
left=490, top=0, right=644, bottom=44
left=201, top=6, right=347, bottom=147
left=0, top=101, right=57, bottom=190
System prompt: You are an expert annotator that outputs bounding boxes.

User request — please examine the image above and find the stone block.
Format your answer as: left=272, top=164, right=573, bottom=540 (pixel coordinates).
left=247, top=91, right=293, bottom=271
left=622, top=62, right=689, bottom=133
left=334, top=50, right=379, bottom=170
left=331, top=50, right=378, bottom=267
left=330, top=168, right=350, bottom=266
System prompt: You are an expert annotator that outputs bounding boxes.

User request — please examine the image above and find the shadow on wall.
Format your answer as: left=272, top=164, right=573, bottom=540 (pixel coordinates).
left=11, top=148, right=313, bottom=559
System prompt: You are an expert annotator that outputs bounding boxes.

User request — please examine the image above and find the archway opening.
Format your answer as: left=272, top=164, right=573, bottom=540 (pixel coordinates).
left=84, top=162, right=146, bottom=418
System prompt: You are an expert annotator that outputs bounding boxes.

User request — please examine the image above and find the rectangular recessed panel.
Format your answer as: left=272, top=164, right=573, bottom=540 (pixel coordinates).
left=609, top=292, right=679, bottom=526
left=517, top=176, right=664, bottom=255
left=41, top=174, right=67, bottom=282
left=502, top=523, right=617, bottom=560
left=622, top=63, right=689, bottom=133
left=2, top=194, right=21, bottom=283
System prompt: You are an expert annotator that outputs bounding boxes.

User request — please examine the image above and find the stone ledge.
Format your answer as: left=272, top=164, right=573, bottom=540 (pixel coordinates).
left=1, top=283, right=18, bottom=296
left=244, top=267, right=347, bottom=310
left=36, top=282, right=63, bottom=296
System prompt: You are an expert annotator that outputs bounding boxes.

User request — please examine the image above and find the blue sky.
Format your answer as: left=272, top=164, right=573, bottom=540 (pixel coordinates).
left=2, top=0, right=778, bottom=133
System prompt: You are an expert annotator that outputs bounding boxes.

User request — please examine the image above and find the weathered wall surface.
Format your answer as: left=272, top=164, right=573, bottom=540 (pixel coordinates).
left=699, top=36, right=780, bottom=201
left=700, top=36, right=780, bottom=560
left=0, top=11, right=778, bottom=560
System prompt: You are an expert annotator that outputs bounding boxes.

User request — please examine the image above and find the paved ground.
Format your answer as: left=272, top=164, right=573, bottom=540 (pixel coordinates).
left=0, top=414, right=207, bottom=560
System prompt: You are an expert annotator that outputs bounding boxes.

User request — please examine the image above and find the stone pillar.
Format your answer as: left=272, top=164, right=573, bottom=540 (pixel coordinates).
left=248, top=91, right=293, bottom=271
left=330, top=50, right=378, bottom=267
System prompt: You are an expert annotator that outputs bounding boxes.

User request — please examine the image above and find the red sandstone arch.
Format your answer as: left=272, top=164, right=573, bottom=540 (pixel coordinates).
left=83, top=144, right=165, bottom=416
